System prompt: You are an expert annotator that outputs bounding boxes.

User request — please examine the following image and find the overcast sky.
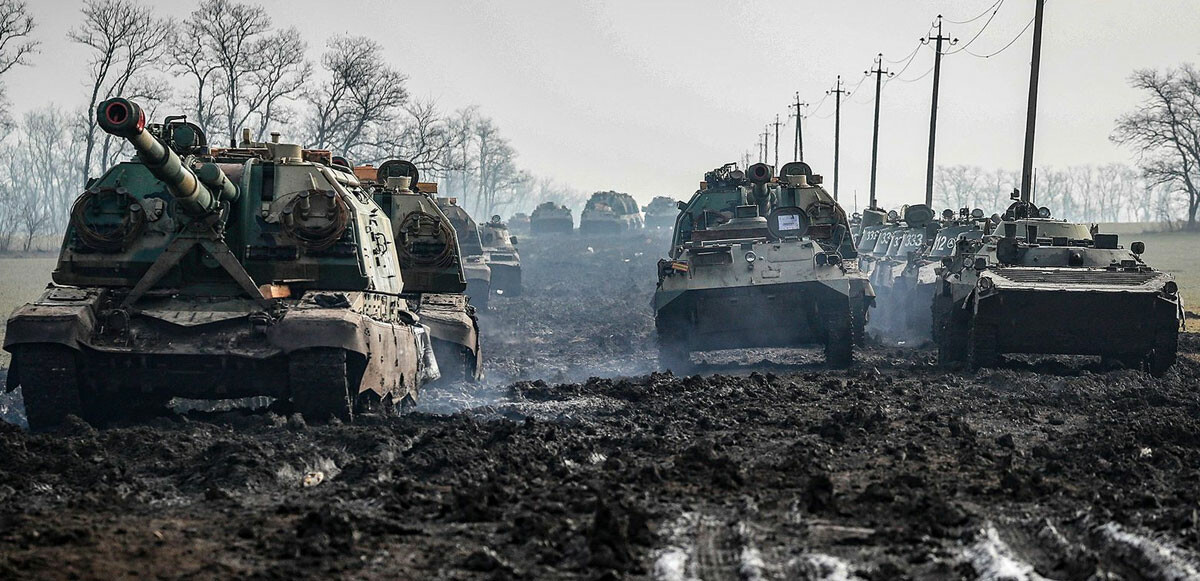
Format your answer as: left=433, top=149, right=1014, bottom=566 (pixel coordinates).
left=9, top=0, right=1199, bottom=211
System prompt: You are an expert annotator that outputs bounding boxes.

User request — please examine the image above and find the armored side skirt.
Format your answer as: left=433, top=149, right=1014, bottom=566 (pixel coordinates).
left=976, top=289, right=1179, bottom=356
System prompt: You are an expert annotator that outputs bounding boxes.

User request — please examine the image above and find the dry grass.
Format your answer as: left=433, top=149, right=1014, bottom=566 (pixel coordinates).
left=1135, top=230, right=1200, bottom=311
left=0, top=257, right=57, bottom=368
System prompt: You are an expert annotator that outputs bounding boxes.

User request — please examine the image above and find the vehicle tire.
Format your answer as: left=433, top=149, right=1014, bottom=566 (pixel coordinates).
left=1147, top=330, right=1178, bottom=378
left=967, top=321, right=999, bottom=370
left=289, top=347, right=353, bottom=422
left=823, top=302, right=854, bottom=368
left=16, top=345, right=84, bottom=432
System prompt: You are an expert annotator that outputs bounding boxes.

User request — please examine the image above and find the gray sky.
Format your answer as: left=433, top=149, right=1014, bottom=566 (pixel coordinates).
left=10, top=0, right=1200, bottom=211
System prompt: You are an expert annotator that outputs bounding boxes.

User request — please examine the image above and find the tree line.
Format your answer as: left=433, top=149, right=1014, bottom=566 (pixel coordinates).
left=0, top=0, right=578, bottom=251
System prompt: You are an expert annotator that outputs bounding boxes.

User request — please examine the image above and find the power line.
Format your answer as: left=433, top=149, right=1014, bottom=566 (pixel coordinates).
left=964, top=15, right=1035, bottom=58
left=890, top=63, right=936, bottom=83
left=945, top=0, right=1005, bottom=55
left=943, top=0, right=1004, bottom=24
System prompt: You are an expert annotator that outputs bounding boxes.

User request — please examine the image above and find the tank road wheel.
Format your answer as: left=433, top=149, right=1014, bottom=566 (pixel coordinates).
left=289, top=348, right=354, bottom=423
left=16, top=345, right=84, bottom=432
left=967, top=321, right=999, bottom=371
left=1147, top=330, right=1178, bottom=378
left=822, top=302, right=854, bottom=368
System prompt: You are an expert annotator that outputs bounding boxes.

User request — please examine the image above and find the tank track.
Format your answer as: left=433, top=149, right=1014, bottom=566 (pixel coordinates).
left=289, top=348, right=353, bottom=422
left=932, top=296, right=968, bottom=366
left=1148, top=330, right=1178, bottom=377
left=655, top=314, right=691, bottom=374
left=967, top=320, right=1000, bottom=370
left=16, top=345, right=84, bottom=431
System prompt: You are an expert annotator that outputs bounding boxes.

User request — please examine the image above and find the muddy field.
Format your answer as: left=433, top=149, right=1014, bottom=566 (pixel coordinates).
left=1, top=232, right=1199, bottom=579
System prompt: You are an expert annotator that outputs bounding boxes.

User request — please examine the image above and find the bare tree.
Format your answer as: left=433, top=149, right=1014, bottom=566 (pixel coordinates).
left=70, top=0, right=170, bottom=185
left=1113, top=65, right=1200, bottom=230
left=303, top=35, right=407, bottom=158
left=933, top=165, right=984, bottom=211
left=247, top=28, right=310, bottom=141
left=0, top=0, right=37, bottom=128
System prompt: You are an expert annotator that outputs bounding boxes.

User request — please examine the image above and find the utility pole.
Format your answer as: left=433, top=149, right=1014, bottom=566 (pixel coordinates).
left=1020, top=0, right=1046, bottom=202
left=867, top=54, right=892, bottom=210
left=772, top=114, right=783, bottom=169
left=788, top=93, right=808, bottom=162
left=827, top=76, right=849, bottom=201
left=761, top=125, right=771, bottom=163
left=923, top=16, right=956, bottom=208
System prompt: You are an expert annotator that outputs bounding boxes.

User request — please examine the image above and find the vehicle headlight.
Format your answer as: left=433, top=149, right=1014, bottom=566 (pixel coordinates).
left=978, top=277, right=994, bottom=293
left=745, top=251, right=757, bottom=263
left=1163, top=280, right=1178, bottom=296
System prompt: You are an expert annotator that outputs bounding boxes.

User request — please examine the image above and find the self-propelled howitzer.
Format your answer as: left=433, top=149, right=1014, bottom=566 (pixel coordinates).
left=4, top=98, right=438, bottom=430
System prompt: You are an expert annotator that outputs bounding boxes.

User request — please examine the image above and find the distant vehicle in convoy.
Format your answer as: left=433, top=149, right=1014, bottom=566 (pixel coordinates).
left=933, top=199, right=1183, bottom=375
left=891, top=208, right=988, bottom=339
left=4, top=98, right=438, bottom=430
left=642, top=196, right=682, bottom=229
left=653, top=162, right=873, bottom=370
left=508, top=212, right=531, bottom=235
left=580, top=191, right=644, bottom=233
left=436, top=198, right=493, bottom=309
left=530, top=201, right=574, bottom=235
left=480, top=215, right=522, bottom=297
left=865, top=204, right=936, bottom=337
left=355, top=160, right=482, bottom=382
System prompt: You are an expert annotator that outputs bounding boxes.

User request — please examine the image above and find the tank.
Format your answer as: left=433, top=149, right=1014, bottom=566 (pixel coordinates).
left=3, top=98, right=437, bottom=430
left=642, top=196, right=682, bottom=229
left=653, top=162, right=874, bottom=370
left=579, top=191, right=644, bottom=234
left=933, top=200, right=1183, bottom=375
left=480, top=215, right=522, bottom=297
left=435, top=197, right=492, bottom=309
left=530, top=201, right=574, bottom=235
left=508, top=212, right=531, bottom=235
left=355, top=160, right=483, bottom=382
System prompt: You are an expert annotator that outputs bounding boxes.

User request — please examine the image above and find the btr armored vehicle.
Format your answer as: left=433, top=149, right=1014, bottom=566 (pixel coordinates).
left=436, top=198, right=493, bottom=309
left=933, top=200, right=1182, bottom=375
left=643, top=196, right=682, bottom=229
left=530, top=201, right=574, bottom=235
left=480, top=215, right=522, bottom=296
left=4, top=98, right=437, bottom=430
left=355, top=160, right=482, bottom=382
left=654, top=162, right=873, bottom=370
left=580, top=191, right=644, bottom=234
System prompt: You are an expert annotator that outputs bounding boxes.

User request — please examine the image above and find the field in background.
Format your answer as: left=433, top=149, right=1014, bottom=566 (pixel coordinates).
left=0, top=258, right=56, bottom=369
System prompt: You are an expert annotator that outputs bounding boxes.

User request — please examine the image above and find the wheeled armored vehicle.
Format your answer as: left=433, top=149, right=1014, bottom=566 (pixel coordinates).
left=355, top=160, right=483, bottom=382
left=933, top=200, right=1182, bottom=375
left=580, top=191, right=644, bottom=234
left=653, top=162, right=873, bottom=370
left=4, top=98, right=437, bottom=430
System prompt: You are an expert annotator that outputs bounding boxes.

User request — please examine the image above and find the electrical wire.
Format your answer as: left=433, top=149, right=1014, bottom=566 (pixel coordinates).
left=943, top=0, right=1004, bottom=24
left=889, top=64, right=936, bottom=83
left=944, top=0, right=1005, bottom=55
left=964, top=15, right=1035, bottom=58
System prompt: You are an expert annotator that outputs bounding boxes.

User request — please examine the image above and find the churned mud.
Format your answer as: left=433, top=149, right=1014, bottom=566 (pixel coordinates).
left=1, top=232, right=1199, bottom=579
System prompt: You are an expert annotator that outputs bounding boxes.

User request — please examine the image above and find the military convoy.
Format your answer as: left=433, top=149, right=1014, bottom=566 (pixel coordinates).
left=530, top=201, right=574, bottom=234
left=436, top=198, right=493, bottom=309
left=933, top=199, right=1182, bottom=375
left=580, top=191, right=644, bottom=234
left=354, top=160, right=483, bottom=383
left=654, top=162, right=872, bottom=370
left=3, top=98, right=439, bottom=430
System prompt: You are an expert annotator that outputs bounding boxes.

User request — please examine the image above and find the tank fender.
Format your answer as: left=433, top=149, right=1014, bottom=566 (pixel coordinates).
left=3, top=289, right=101, bottom=357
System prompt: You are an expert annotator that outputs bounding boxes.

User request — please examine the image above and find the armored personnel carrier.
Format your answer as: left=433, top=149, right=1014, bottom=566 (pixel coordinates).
left=580, top=191, right=644, bottom=234
left=933, top=200, right=1182, bottom=374
left=480, top=215, right=522, bottom=296
left=653, top=162, right=872, bottom=370
left=530, top=201, right=574, bottom=235
left=355, top=160, right=482, bottom=382
left=435, top=198, right=492, bottom=309
left=643, top=196, right=682, bottom=229
left=3, top=98, right=437, bottom=430
left=865, top=205, right=936, bottom=337
left=891, top=208, right=987, bottom=340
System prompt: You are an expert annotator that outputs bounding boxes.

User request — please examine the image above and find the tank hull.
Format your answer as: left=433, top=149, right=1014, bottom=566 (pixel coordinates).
left=530, top=217, right=574, bottom=235
left=4, top=286, right=434, bottom=428
left=488, top=260, right=522, bottom=297
left=579, top=214, right=643, bottom=234
left=411, top=293, right=482, bottom=383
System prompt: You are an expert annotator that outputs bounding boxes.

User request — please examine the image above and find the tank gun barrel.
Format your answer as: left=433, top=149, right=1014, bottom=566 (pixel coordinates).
left=97, top=97, right=237, bottom=217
